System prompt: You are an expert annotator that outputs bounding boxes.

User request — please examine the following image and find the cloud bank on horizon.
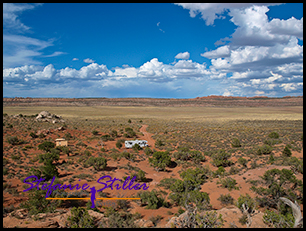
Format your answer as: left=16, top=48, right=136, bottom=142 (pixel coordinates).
left=3, top=3, right=303, bottom=98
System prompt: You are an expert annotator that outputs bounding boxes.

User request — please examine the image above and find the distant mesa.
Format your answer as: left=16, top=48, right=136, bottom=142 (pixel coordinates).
left=35, top=111, right=65, bottom=123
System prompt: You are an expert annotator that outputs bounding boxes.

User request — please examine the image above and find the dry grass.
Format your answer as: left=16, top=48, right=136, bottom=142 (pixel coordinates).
left=3, top=106, right=303, bottom=121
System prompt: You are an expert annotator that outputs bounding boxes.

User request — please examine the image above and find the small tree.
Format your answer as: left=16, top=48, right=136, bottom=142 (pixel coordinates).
left=251, top=168, right=302, bottom=208
left=149, top=151, right=171, bottom=171
left=40, top=159, right=59, bottom=181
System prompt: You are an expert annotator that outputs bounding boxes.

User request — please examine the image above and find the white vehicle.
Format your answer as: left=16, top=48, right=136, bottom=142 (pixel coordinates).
left=125, top=140, right=148, bottom=148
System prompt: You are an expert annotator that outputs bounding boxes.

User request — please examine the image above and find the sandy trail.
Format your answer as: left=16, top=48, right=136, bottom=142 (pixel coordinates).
left=139, top=124, right=155, bottom=148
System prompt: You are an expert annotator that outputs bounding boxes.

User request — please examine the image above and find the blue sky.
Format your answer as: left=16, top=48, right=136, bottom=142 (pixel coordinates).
left=3, top=3, right=303, bottom=98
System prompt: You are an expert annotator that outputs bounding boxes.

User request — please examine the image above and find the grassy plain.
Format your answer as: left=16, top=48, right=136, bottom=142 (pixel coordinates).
left=3, top=106, right=303, bottom=121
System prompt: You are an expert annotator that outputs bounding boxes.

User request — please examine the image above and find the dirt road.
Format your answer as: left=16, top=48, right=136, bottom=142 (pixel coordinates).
left=139, top=124, right=155, bottom=148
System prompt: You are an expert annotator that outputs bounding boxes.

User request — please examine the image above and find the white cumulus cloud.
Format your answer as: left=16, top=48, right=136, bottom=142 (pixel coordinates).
left=83, top=58, right=95, bottom=63
left=175, top=51, right=190, bottom=59
left=201, top=46, right=230, bottom=59
left=174, top=3, right=281, bottom=26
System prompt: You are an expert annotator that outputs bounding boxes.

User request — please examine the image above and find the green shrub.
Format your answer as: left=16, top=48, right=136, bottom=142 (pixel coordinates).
left=84, top=150, right=92, bottom=156
left=136, top=169, right=146, bottom=182
left=250, top=160, right=259, bottom=169
left=158, top=178, right=177, bottom=189
left=286, top=157, right=303, bottom=174
left=20, top=187, right=61, bottom=215
left=149, top=214, right=163, bottom=226
left=101, top=134, right=114, bottom=141
left=64, top=132, right=73, bottom=140
left=139, top=190, right=168, bottom=209
left=268, top=132, right=279, bottom=139
left=236, top=194, right=256, bottom=213
left=116, top=140, right=123, bottom=149
left=7, top=136, right=23, bottom=145
left=39, top=151, right=59, bottom=164
left=268, top=154, right=275, bottom=164
left=263, top=209, right=294, bottom=228
left=132, top=143, right=141, bottom=151
left=218, top=177, right=239, bottom=191
left=144, top=147, right=153, bottom=156
left=171, top=207, right=223, bottom=228
left=99, top=208, right=139, bottom=228
left=84, top=156, right=96, bottom=168
left=110, top=130, right=118, bottom=138
left=238, top=157, right=248, bottom=167
left=218, top=194, right=234, bottom=205
left=124, top=128, right=136, bottom=138
left=250, top=168, right=302, bottom=208
left=231, top=138, right=241, bottom=147
left=282, top=146, right=292, bottom=157
left=40, top=160, right=59, bottom=181
left=120, top=151, right=135, bottom=161
left=29, top=132, right=38, bottom=138
left=57, top=146, right=70, bottom=156
left=173, top=148, right=205, bottom=163
left=92, top=130, right=99, bottom=135
left=169, top=190, right=211, bottom=211
left=38, top=133, right=46, bottom=138
left=179, top=167, right=209, bottom=190
left=155, top=139, right=164, bottom=148
left=76, top=141, right=87, bottom=147
left=67, top=207, right=96, bottom=228
left=264, top=139, right=281, bottom=146
left=213, top=166, right=226, bottom=178
left=38, top=141, right=55, bottom=152
left=93, top=157, right=107, bottom=171
left=149, top=151, right=171, bottom=171
left=211, top=149, right=232, bottom=167
left=257, top=144, right=273, bottom=155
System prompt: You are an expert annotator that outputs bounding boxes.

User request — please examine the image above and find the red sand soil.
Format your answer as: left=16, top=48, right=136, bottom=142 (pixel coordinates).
left=3, top=119, right=303, bottom=228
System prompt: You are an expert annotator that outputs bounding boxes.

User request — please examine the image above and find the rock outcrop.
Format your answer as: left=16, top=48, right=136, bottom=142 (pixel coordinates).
left=35, top=111, right=65, bottom=123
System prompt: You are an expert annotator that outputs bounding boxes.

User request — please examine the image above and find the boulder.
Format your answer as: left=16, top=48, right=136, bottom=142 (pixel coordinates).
left=135, top=219, right=155, bottom=228
left=35, top=111, right=65, bottom=123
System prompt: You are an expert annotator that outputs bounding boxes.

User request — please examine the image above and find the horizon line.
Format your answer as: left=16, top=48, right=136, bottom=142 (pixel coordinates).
left=3, top=95, right=303, bottom=99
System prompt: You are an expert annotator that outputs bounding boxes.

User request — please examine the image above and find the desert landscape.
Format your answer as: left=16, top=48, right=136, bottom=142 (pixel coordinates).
left=3, top=96, right=303, bottom=228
